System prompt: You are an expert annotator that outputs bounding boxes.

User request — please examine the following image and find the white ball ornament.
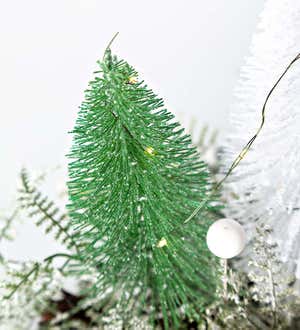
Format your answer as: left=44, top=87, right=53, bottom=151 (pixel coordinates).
left=206, top=218, right=246, bottom=259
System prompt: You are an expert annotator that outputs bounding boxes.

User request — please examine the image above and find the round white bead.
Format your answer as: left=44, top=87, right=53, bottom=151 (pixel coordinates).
left=206, top=218, right=246, bottom=259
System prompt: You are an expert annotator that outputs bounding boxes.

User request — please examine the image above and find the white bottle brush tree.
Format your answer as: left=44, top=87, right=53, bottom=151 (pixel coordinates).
left=222, top=0, right=300, bottom=278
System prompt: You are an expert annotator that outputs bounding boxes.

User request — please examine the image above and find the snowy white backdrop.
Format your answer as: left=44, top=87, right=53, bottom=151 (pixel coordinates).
left=0, top=0, right=264, bottom=261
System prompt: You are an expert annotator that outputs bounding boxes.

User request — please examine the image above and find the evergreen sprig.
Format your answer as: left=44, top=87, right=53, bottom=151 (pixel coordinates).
left=68, top=48, right=220, bottom=328
left=19, top=169, right=78, bottom=250
left=0, top=208, right=19, bottom=244
left=0, top=260, right=63, bottom=329
left=3, top=262, right=41, bottom=300
left=1, top=170, right=83, bottom=302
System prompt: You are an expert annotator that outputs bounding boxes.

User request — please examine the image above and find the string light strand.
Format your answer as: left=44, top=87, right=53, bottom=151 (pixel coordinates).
left=183, top=52, right=300, bottom=226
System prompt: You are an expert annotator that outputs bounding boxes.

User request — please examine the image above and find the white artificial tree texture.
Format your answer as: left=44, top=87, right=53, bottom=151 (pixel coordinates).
left=223, top=0, right=300, bottom=278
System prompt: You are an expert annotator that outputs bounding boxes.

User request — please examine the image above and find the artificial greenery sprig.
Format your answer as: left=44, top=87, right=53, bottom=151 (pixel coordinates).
left=19, top=169, right=79, bottom=251
left=2, top=169, right=83, bottom=302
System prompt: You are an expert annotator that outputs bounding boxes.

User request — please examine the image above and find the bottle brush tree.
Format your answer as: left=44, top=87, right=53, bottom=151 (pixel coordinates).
left=67, top=40, right=220, bottom=328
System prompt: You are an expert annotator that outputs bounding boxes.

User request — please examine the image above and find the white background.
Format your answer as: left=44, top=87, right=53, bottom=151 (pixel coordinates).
left=0, top=0, right=264, bottom=260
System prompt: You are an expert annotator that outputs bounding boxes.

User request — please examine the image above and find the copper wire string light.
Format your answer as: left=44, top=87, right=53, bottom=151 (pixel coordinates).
left=182, top=52, right=300, bottom=226
left=156, top=52, right=300, bottom=247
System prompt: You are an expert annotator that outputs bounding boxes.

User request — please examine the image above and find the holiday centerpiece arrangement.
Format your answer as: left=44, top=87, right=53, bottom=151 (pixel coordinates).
left=1, top=2, right=300, bottom=329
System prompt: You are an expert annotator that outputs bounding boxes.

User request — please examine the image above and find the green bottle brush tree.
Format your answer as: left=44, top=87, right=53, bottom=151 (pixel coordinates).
left=2, top=38, right=300, bottom=329
left=0, top=39, right=221, bottom=329
left=67, top=43, right=220, bottom=328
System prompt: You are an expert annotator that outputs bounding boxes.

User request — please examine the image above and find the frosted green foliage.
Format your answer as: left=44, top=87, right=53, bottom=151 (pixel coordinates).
left=68, top=49, right=219, bottom=328
left=0, top=261, right=62, bottom=330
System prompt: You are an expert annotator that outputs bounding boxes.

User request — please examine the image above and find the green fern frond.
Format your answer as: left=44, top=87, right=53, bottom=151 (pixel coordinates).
left=0, top=207, right=19, bottom=243
left=19, top=169, right=78, bottom=251
left=3, top=262, right=41, bottom=299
